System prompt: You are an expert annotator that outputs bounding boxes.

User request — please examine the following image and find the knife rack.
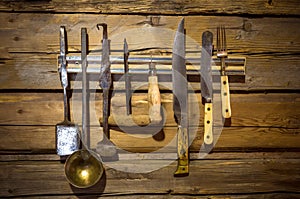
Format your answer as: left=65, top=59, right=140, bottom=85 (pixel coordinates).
left=59, top=55, right=246, bottom=84
left=58, top=30, right=246, bottom=85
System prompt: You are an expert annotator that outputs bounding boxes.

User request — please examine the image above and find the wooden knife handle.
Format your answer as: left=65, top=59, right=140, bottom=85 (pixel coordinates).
left=221, top=75, right=232, bottom=118
left=174, top=126, right=189, bottom=177
left=148, top=75, right=162, bottom=124
left=204, top=103, right=213, bottom=145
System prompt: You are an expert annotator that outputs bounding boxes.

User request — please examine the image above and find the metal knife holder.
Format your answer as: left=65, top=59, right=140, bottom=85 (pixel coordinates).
left=56, top=23, right=246, bottom=174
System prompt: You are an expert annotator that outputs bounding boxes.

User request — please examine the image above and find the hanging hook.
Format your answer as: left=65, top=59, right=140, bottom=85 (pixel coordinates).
left=96, top=23, right=108, bottom=39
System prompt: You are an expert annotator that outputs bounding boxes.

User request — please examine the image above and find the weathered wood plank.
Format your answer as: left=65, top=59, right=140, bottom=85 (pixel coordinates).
left=1, top=14, right=299, bottom=54
left=0, top=126, right=299, bottom=153
left=0, top=0, right=299, bottom=15
left=0, top=157, right=299, bottom=197
left=2, top=152, right=300, bottom=162
left=0, top=93, right=299, bottom=128
left=1, top=14, right=299, bottom=89
left=11, top=193, right=300, bottom=199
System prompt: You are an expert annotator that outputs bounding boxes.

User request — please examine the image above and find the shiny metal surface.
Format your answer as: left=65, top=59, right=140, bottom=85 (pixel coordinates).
left=201, top=31, right=213, bottom=104
left=172, top=18, right=189, bottom=177
left=56, top=26, right=80, bottom=156
left=64, top=150, right=104, bottom=188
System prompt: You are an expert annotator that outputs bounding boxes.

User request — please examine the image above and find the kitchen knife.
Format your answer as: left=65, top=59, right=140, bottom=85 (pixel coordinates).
left=124, top=39, right=132, bottom=115
left=172, top=18, right=189, bottom=177
left=201, top=31, right=214, bottom=148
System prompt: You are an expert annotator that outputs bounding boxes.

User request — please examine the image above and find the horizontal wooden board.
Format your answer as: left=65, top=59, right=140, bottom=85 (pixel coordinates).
left=1, top=14, right=299, bottom=54
left=0, top=156, right=299, bottom=197
left=7, top=193, right=300, bottom=199
left=2, top=152, right=300, bottom=162
left=0, top=0, right=299, bottom=15
left=0, top=14, right=299, bottom=89
left=0, top=125, right=299, bottom=153
left=0, top=93, right=299, bottom=128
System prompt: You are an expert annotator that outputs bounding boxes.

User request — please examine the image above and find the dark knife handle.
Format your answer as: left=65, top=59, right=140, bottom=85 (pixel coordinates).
left=174, top=126, right=189, bottom=177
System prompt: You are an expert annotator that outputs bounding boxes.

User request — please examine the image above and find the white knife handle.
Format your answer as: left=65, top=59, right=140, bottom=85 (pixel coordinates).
left=148, top=75, right=162, bottom=124
left=221, top=75, right=231, bottom=118
left=204, top=103, right=213, bottom=145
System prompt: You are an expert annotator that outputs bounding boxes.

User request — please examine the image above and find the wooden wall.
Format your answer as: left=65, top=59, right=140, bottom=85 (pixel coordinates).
left=0, top=1, right=300, bottom=198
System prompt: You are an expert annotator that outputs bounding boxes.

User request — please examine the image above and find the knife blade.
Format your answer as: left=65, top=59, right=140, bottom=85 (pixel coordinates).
left=97, top=23, right=111, bottom=139
left=201, top=31, right=214, bottom=148
left=172, top=18, right=189, bottom=177
left=123, top=39, right=132, bottom=115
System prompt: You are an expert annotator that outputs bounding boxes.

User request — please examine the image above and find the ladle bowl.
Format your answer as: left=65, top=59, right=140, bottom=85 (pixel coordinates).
left=64, top=150, right=104, bottom=188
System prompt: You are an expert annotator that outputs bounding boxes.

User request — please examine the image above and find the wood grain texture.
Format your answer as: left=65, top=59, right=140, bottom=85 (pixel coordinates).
left=6, top=194, right=300, bottom=199
left=0, top=14, right=299, bottom=53
left=1, top=125, right=299, bottom=153
left=0, top=156, right=299, bottom=197
left=0, top=93, right=299, bottom=127
left=0, top=14, right=299, bottom=89
left=0, top=0, right=299, bottom=15
left=0, top=1, right=299, bottom=198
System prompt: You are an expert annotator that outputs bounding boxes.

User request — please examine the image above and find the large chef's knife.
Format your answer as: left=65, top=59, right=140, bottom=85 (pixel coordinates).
left=172, top=18, right=189, bottom=177
left=201, top=31, right=214, bottom=148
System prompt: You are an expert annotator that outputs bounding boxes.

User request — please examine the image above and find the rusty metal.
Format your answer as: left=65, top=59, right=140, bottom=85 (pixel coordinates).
left=97, top=23, right=111, bottom=139
left=95, top=23, right=118, bottom=161
left=56, top=26, right=80, bottom=156
left=124, top=38, right=132, bottom=115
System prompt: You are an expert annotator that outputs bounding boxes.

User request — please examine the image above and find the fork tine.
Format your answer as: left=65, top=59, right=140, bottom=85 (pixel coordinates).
left=217, top=26, right=220, bottom=52
left=223, top=25, right=227, bottom=52
left=217, top=25, right=227, bottom=52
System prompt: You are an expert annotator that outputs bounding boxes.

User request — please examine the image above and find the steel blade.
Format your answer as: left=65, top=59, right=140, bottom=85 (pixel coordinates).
left=172, top=18, right=187, bottom=125
left=201, top=31, right=213, bottom=104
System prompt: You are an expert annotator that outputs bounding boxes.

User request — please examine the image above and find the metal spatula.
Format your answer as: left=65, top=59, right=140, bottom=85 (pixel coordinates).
left=56, top=26, right=80, bottom=156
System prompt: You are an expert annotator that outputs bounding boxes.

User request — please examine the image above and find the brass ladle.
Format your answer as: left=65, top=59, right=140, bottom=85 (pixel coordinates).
left=64, top=149, right=103, bottom=188
left=64, top=28, right=104, bottom=188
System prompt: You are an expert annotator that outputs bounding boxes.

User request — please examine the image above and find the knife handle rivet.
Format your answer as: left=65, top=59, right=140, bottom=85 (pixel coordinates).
left=206, top=135, right=210, bottom=139
left=224, top=92, right=227, bottom=96
left=207, top=120, right=210, bottom=124
left=223, top=81, right=227, bottom=85
left=225, top=109, right=229, bottom=113
left=207, top=107, right=211, bottom=111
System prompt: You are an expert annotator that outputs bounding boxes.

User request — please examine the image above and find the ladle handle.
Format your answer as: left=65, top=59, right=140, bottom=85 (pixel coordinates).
left=81, top=28, right=90, bottom=148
